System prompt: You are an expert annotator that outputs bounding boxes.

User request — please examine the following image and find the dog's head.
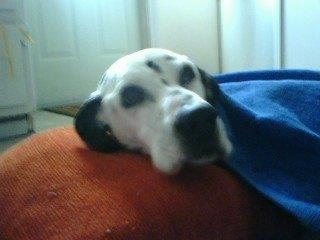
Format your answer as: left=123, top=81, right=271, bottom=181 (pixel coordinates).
left=75, top=48, right=232, bottom=174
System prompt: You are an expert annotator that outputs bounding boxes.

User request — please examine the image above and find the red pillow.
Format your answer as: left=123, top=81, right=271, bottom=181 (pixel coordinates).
left=0, top=127, right=302, bottom=239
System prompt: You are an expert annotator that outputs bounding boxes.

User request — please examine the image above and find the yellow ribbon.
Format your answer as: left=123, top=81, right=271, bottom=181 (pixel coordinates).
left=19, top=26, right=35, bottom=45
left=0, top=23, right=14, bottom=79
left=0, top=22, right=35, bottom=80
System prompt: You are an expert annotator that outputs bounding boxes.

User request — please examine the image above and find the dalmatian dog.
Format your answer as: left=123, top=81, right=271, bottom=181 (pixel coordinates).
left=75, top=48, right=232, bottom=174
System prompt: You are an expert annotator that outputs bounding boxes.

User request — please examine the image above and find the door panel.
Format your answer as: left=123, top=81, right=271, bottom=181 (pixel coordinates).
left=98, top=0, right=129, bottom=53
left=37, top=0, right=78, bottom=59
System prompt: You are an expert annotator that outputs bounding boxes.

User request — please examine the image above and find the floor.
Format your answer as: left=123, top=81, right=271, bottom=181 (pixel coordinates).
left=0, top=111, right=73, bottom=153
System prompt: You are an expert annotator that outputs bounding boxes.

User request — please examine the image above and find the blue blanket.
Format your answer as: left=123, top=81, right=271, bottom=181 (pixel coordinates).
left=214, top=70, right=320, bottom=232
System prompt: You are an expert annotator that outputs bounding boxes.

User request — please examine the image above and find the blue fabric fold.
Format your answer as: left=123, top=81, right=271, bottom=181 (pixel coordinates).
left=214, top=70, right=320, bottom=232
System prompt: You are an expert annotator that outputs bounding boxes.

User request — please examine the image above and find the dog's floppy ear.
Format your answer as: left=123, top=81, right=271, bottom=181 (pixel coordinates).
left=198, top=67, right=220, bottom=104
left=74, top=95, right=124, bottom=152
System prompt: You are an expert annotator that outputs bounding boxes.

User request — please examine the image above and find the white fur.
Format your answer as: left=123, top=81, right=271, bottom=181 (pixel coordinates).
left=96, top=48, right=232, bottom=174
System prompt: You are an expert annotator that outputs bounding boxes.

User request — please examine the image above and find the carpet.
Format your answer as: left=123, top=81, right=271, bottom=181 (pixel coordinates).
left=43, top=104, right=81, bottom=117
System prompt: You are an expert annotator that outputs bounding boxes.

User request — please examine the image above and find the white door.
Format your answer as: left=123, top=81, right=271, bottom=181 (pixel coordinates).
left=284, top=0, right=320, bottom=69
left=26, top=0, right=142, bottom=107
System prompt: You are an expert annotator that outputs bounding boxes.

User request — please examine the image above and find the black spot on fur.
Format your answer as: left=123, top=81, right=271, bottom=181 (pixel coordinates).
left=146, top=60, right=161, bottom=73
left=161, top=78, right=169, bottom=85
left=74, top=95, right=124, bottom=152
left=165, top=55, right=175, bottom=61
left=197, top=68, right=220, bottom=104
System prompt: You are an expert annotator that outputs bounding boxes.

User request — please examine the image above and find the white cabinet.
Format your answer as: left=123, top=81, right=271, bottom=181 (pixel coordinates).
left=148, top=0, right=219, bottom=72
left=0, top=0, right=35, bottom=139
left=283, top=0, right=320, bottom=69
left=219, top=0, right=281, bottom=72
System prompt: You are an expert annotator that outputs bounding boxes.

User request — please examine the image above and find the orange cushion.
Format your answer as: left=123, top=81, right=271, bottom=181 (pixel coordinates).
left=0, top=127, right=302, bottom=239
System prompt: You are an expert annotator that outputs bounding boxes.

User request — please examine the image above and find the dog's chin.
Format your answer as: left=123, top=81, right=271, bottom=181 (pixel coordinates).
left=181, top=154, right=218, bottom=166
left=152, top=157, right=184, bottom=175
left=151, top=140, right=233, bottom=175
left=151, top=152, right=223, bottom=175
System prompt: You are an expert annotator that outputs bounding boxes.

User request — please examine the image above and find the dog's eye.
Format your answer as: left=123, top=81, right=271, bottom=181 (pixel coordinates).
left=121, top=85, right=148, bottom=108
left=179, top=65, right=195, bottom=86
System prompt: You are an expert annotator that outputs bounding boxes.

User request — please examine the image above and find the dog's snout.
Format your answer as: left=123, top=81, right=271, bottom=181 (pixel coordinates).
left=174, top=105, right=218, bottom=134
left=174, top=105, right=218, bottom=158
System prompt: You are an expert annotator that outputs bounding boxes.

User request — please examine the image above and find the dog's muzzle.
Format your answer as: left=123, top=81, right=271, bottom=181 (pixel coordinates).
left=174, top=104, right=219, bottom=162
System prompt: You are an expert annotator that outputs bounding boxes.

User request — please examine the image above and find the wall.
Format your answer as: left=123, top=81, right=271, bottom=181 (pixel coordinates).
left=220, top=0, right=280, bottom=72
left=26, top=0, right=320, bottom=107
left=148, top=0, right=320, bottom=73
left=283, top=0, right=320, bottom=69
left=147, top=0, right=220, bottom=73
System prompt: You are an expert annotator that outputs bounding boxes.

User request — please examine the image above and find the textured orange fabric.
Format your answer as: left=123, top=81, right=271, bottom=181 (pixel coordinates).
left=0, top=127, right=302, bottom=240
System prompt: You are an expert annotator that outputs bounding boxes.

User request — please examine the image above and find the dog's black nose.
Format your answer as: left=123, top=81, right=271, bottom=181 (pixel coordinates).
left=174, top=105, right=218, bottom=158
